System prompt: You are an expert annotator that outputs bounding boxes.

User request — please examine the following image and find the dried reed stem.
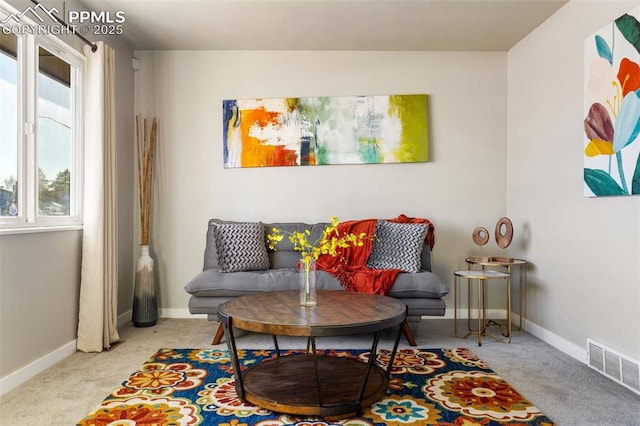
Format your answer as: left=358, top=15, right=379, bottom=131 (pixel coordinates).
left=136, top=115, right=157, bottom=245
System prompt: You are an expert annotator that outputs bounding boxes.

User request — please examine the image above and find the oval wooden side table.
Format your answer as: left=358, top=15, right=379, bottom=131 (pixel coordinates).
left=453, top=269, right=511, bottom=346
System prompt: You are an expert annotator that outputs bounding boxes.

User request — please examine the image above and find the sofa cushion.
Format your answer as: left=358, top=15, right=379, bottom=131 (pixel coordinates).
left=264, top=222, right=329, bottom=269
left=367, top=221, right=429, bottom=273
left=204, top=220, right=433, bottom=272
left=185, top=269, right=344, bottom=297
left=204, top=219, right=239, bottom=270
left=185, top=268, right=447, bottom=299
left=386, top=270, right=449, bottom=298
left=212, top=222, right=270, bottom=272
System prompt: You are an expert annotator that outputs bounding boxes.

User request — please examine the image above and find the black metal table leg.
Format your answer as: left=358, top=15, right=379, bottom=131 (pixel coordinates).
left=223, top=318, right=245, bottom=400
left=385, top=309, right=406, bottom=381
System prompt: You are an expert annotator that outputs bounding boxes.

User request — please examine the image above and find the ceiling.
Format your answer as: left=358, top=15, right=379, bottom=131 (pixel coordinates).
left=79, top=0, right=569, bottom=51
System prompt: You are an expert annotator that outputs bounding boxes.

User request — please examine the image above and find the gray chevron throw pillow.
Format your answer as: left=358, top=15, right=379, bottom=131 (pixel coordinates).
left=213, top=222, right=270, bottom=272
left=367, top=221, right=429, bottom=273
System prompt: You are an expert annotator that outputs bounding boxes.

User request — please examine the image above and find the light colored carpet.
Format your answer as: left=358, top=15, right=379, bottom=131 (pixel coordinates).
left=0, top=318, right=638, bottom=425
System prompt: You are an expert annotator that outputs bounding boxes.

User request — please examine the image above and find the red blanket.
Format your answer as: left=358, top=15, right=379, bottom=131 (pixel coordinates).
left=389, top=213, right=435, bottom=250
left=316, top=215, right=435, bottom=295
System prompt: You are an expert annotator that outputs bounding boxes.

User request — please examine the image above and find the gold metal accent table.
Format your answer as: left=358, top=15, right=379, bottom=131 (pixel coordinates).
left=217, top=290, right=407, bottom=419
left=465, top=257, right=527, bottom=329
left=454, top=269, right=511, bottom=346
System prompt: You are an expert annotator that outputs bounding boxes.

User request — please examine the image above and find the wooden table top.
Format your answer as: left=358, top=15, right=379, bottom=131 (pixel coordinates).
left=217, top=290, right=406, bottom=338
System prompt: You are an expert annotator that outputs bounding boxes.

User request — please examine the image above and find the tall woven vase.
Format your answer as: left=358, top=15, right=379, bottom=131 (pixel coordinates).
left=133, top=244, right=158, bottom=327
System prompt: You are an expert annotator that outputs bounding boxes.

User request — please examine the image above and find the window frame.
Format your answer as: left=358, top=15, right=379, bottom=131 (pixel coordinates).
left=0, top=5, right=85, bottom=233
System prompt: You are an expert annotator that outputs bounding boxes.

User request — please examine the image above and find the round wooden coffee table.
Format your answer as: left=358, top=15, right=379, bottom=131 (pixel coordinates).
left=217, top=290, right=407, bottom=419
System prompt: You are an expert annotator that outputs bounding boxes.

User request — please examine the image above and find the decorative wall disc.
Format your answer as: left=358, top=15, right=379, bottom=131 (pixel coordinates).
left=472, top=227, right=489, bottom=246
left=495, top=217, right=513, bottom=249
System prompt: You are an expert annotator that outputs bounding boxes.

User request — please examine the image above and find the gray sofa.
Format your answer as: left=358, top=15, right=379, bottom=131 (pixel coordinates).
left=184, top=219, right=449, bottom=346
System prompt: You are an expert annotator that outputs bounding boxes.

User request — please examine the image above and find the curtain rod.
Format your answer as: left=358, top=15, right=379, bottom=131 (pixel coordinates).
left=30, top=0, right=98, bottom=52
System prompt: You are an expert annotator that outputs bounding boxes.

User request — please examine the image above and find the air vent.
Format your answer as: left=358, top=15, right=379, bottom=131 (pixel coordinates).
left=587, top=338, right=640, bottom=395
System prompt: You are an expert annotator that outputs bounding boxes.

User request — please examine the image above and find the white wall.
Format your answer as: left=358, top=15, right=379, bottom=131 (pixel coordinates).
left=508, top=0, right=640, bottom=359
left=135, top=50, right=509, bottom=316
left=0, top=230, right=82, bottom=378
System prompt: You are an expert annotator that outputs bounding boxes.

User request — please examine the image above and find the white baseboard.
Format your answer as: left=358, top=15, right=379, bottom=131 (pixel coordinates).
left=521, top=316, right=587, bottom=364
left=118, top=310, right=132, bottom=327
left=442, top=308, right=507, bottom=320
left=159, top=308, right=207, bottom=319
left=0, top=339, right=77, bottom=397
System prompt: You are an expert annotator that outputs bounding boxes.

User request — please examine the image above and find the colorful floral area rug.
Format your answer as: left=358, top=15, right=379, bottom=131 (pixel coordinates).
left=77, top=348, right=555, bottom=425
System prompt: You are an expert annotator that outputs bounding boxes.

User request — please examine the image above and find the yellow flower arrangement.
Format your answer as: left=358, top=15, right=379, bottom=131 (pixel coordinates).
left=267, top=216, right=366, bottom=267
left=268, top=216, right=368, bottom=306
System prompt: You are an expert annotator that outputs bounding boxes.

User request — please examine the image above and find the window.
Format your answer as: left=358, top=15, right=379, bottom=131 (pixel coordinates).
left=0, top=15, right=84, bottom=231
left=0, top=32, right=18, bottom=218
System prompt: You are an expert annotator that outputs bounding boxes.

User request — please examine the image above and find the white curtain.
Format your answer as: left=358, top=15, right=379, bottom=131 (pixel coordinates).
left=77, top=41, right=119, bottom=352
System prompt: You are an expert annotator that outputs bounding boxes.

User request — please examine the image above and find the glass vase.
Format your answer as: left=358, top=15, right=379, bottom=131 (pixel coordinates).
left=298, top=258, right=317, bottom=306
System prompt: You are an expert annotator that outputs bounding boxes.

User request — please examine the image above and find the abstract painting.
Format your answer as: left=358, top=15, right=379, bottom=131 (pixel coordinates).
left=583, top=6, right=640, bottom=197
left=222, top=94, right=428, bottom=168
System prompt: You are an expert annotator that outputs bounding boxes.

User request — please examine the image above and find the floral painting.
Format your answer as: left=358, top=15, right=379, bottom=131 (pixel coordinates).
left=584, top=7, right=640, bottom=197
left=222, top=94, right=428, bottom=168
